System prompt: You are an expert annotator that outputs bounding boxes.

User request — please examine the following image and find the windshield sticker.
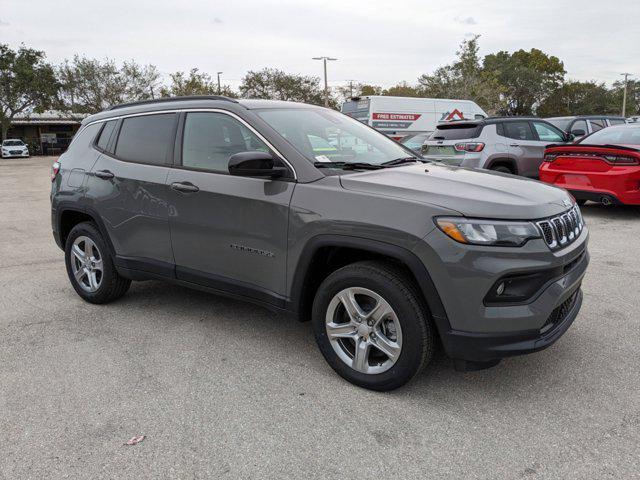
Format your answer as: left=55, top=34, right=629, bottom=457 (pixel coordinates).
left=315, top=155, right=332, bottom=163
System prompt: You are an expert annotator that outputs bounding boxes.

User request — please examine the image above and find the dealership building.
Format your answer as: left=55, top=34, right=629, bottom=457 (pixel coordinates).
left=7, top=111, right=86, bottom=155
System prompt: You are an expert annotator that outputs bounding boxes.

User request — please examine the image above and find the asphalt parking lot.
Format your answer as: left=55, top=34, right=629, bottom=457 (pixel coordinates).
left=1, top=156, right=639, bottom=479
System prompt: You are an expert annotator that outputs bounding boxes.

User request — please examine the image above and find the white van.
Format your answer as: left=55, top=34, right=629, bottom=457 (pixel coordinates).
left=341, top=96, right=488, bottom=139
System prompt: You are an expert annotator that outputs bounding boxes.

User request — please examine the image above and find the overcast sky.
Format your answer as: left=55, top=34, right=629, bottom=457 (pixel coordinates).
left=2, top=0, right=638, bottom=90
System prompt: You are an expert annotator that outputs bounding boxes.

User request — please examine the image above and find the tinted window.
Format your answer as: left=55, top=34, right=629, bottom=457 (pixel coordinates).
left=430, top=125, right=480, bottom=140
left=96, top=120, right=117, bottom=152
left=571, top=120, right=588, bottom=135
left=66, top=123, right=102, bottom=156
left=580, top=126, right=640, bottom=146
left=182, top=112, right=270, bottom=173
left=589, top=118, right=606, bottom=132
left=3, top=140, right=24, bottom=146
left=115, top=113, right=176, bottom=165
left=609, top=118, right=626, bottom=125
left=532, top=121, right=564, bottom=142
left=502, top=121, right=535, bottom=141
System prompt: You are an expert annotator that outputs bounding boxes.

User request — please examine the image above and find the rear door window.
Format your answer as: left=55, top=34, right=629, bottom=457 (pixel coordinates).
left=502, top=122, right=535, bottom=141
left=115, top=113, right=177, bottom=165
left=608, top=118, right=626, bottom=125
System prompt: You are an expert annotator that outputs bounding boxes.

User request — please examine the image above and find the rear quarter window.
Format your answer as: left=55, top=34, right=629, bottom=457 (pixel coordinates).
left=65, top=123, right=102, bottom=156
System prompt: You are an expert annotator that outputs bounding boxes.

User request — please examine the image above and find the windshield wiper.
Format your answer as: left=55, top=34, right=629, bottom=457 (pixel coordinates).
left=313, top=161, right=384, bottom=170
left=381, top=156, right=423, bottom=166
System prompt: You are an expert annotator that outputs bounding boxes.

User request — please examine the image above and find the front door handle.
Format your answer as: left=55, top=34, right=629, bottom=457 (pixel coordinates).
left=509, top=143, right=520, bottom=147
left=94, top=170, right=114, bottom=179
left=171, top=181, right=200, bottom=193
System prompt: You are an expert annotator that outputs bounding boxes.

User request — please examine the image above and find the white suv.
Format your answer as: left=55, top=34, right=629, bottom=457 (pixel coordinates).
left=1, top=139, right=30, bottom=158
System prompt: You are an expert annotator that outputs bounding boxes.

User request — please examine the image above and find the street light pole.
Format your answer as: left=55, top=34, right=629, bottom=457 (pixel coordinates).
left=313, top=56, right=337, bottom=107
left=621, top=73, right=632, bottom=117
left=217, top=72, right=223, bottom=95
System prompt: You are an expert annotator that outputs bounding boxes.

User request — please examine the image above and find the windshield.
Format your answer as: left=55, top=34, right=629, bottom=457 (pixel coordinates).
left=580, top=126, right=640, bottom=146
left=3, top=140, right=24, bottom=146
left=256, top=108, right=416, bottom=165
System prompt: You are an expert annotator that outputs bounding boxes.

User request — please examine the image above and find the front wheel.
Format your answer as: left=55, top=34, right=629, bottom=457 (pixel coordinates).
left=312, top=261, right=434, bottom=391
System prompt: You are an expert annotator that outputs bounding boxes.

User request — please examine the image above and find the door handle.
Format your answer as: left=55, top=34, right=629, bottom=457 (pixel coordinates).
left=94, top=170, right=114, bottom=179
left=509, top=144, right=520, bottom=147
left=171, top=181, right=200, bottom=193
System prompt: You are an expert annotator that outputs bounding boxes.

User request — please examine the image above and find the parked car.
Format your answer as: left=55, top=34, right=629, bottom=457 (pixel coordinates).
left=421, top=117, right=570, bottom=177
left=51, top=96, right=588, bottom=391
left=540, top=124, right=640, bottom=205
left=399, top=132, right=431, bottom=153
left=341, top=96, right=487, bottom=140
left=1, top=139, right=30, bottom=158
left=546, top=115, right=627, bottom=140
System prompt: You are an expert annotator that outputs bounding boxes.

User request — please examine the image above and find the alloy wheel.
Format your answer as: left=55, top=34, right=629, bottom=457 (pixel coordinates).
left=325, top=287, right=403, bottom=374
left=70, top=236, right=103, bottom=293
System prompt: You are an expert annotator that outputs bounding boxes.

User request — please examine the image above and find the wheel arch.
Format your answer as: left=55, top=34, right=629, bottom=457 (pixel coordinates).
left=288, top=235, right=450, bottom=334
left=56, top=204, right=116, bottom=255
left=486, top=157, right=518, bottom=175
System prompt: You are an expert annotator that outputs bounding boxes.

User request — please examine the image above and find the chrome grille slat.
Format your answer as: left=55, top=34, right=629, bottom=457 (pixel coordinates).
left=536, top=205, right=584, bottom=250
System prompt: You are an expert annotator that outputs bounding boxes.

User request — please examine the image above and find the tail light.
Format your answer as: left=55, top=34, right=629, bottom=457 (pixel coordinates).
left=603, top=155, right=639, bottom=166
left=454, top=142, right=485, bottom=152
left=51, top=161, right=61, bottom=182
left=543, top=153, right=557, bottom=162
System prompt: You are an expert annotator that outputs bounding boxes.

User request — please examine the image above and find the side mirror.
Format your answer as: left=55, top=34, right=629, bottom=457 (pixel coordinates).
left=564, top=132, right=575, bottom=142
left=571, top=129, right=586, bottom=137
left=228, top=151, right=287, bottom=179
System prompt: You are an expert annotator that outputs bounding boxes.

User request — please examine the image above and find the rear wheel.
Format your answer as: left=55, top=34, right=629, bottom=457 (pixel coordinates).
left=65, top=222, right=131, bottom=304
left=491, top=165, right=513, bottom=174
left=312, top=261, right=434, bottom=391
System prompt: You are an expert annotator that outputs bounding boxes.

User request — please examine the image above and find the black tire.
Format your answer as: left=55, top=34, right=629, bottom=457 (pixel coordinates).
left=64, top=222, right=131, bottom=304
left=576, top=199, right=587, bottom=206
left=312, top=261, right=434, bottom=391
left=491, top=165, right=513, bottom=174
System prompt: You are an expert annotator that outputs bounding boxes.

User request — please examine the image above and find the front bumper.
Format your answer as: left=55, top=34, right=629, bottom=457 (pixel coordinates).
left=2, top=151, right=29, bottom=158
left=413, top=222, right=589, bottom=363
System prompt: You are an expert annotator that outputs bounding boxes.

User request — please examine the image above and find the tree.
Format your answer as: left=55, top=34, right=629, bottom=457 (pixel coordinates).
left=610, top=79, right=639, bottom=116
left=419, top=36, right=503, bottom=114
left=159, top=68, right=237, bottom=98
left=383, top=82, right=422, bottom=97
left=0, top=44, right=59, bottom=140
left=57, top=56, right=161, bottom=113
left=537, top=81, right=617, bottom=117
left=239, top=68, right=334, bottom=107
left=483, top=48, right=565, bottom=115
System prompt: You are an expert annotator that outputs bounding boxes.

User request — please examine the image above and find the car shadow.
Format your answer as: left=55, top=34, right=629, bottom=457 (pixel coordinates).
left=580, top=202, right=640, bottom=220
left=110, top=279, right=584, bottom=402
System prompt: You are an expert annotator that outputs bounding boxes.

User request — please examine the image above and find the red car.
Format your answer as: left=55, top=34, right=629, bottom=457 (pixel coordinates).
left=540, top=124, right=640, bottom=205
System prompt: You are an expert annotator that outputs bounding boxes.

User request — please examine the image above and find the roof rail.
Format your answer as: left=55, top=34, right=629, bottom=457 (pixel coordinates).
left=108, top=95, right=239, bottom=111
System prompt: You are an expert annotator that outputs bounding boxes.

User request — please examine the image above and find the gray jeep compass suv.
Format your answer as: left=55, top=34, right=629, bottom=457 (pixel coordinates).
left=422, top=117, right=570, bottom=177
left=51, top=96, right=589, bottom=391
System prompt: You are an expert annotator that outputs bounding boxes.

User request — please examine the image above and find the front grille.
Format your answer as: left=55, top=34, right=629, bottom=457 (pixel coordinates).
left=536, top=205, right=584, bottom=250
left=540, top=288, right=580, bottom=333
left=9, top=150, right=22, bottom=154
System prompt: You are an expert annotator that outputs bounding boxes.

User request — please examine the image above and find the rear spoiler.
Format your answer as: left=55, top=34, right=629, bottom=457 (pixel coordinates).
left=545, top=143, right=640, bottom=153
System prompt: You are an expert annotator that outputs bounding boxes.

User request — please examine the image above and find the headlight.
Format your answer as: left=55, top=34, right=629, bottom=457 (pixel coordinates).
left=435, top=217, right=541, bottom=247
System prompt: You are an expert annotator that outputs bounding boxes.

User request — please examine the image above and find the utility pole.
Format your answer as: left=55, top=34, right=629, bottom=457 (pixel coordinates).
left=621, top=73, right=632, bottom=117
left=345, top=79, right=357, bottom=98
left=217, top=72, right=223, bottom=95
left=312, top=57, right=337, bottom=107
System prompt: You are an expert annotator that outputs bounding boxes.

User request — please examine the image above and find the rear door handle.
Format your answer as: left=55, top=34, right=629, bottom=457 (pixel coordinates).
left=94, top=170, right=114, bottom=179
left=171, top=181, right=200, bottom=193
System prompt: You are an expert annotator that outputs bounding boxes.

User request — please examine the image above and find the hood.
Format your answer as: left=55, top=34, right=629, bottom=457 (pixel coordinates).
left=339, top=163, right=573, bottom=220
